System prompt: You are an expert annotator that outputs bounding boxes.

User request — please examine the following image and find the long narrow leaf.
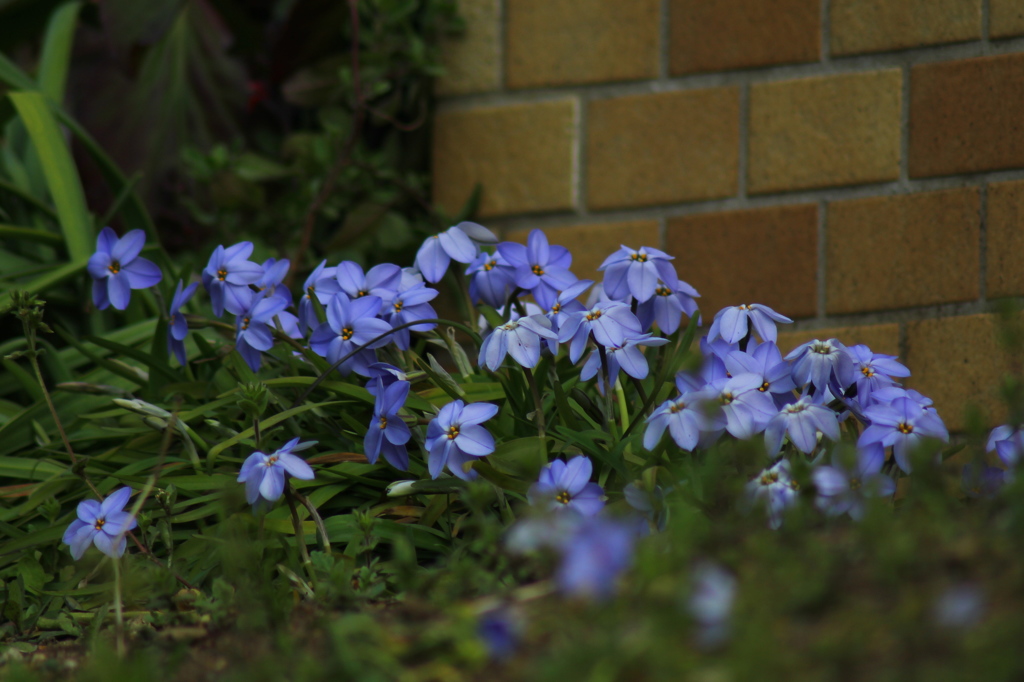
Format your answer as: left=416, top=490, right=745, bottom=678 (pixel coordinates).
left=8, top=92, right=92, bottom=262
left=37, top=1, right=82, bottom=102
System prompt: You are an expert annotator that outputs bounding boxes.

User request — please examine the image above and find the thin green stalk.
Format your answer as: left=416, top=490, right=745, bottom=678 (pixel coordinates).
left=112, top=556, right=125, bottom=658
left=523, top=366, right=546, bottom=437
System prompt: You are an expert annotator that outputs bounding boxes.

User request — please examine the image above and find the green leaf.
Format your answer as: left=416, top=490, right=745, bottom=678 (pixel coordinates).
left=0, top=223, right=63, bottom=246
left=37, top=1, right=82, bottom=103
left=85, top=335, right=179, bottom=386
left=8, top=92, right=92, bottom=262
left=205, top=401, right=344, bottom=463
left=0, top=257, right=87, bottom=314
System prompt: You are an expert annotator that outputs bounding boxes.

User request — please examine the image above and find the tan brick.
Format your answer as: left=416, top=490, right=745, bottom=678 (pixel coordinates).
left=505, top=221, right=662, bottom=280
left=436, top=0, right=501, bottom=96
left=987, top=180, right=1024, bottom=298
left=506, top=0, right=660, bottom=89
left=587, top=89, right=739, bottom=210
left=905, top=314, right=1012, bottom=431
left=991, top=0, right=1024, bottom=39
left=910, top=54, right=1024, bottom=178
left=669, top=0, right=819, bottom=75
left=776, top=323, right=901, bottom=357
left=432, top=100, right=576, bottom=218
left=830, top=0, right=980, bottom=56
left=665, top=204, right=817, bottom=321
left=825, top=189, right=980, bottom=314
left=749, top=70, right=902, bottom=194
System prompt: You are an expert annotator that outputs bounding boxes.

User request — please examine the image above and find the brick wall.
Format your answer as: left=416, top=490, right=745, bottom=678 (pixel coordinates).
left=431, top=0, right=1024, bottom=431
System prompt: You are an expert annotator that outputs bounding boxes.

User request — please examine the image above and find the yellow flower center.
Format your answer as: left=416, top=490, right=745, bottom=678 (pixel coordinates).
left=393, top=301, right=404, bottom=312
left=760, top=471, right=779, bottom=485
left=897, top=422, right=914, bottom=434
left=655, top=286, right=671, bottom=297
left=531, top=264, right=545, bottom=276
left=241, top=317, right=251, bottom=330
left=585, top=310, right=602, bottom=321
left=108, top=261, right=121, bottom=275
left=861, top=366, right=875, bottom=377
left=484, top=259, right=497, bottom=271
left=446, top=425, right=460, bottom=440
left=379, top=416, right=388, bottom=429
left=556, top=491, right=571, bottom=504
left=630, top=253, right=648, bottom=262
left=341, top=328, right=354, bottom=341
left=217, top=268, right=228, bottom=281
left=94, top=518, right=106, bottom=530
left=759, top=381, right=771, bottom=392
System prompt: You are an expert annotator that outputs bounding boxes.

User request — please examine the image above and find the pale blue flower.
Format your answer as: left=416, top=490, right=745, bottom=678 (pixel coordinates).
left=425, top=400, right=499, bottom=480
left=88, top=227, right=162, bottom=311
left=237, top=438, right=316, bottom=505
left=813, top=444, right=896, bottom=519
left=62, top=487, right=138, bottom=560
left=858, top=396, right=949, bottom=473
left=528, top=456, right=604, bottom=516
left=479, top=314, right=558, bottom=371
left=764, top=396, right=839, bottom=455
left=497, top=229, right=578, bottom=310
left=202, top=242, right=264, bottom=316
left=599, top=245, right=678, bottom=303
left=167, top=280, right=199, bottom=366
left=708, top=303, right=791, bottom=344
left=365, top=380, right=411, bottom=470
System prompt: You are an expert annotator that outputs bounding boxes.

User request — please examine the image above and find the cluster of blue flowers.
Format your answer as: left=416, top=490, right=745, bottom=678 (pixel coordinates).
left=644, top=305, right=951, bottom=527
left=73, top=219, right=959, bottom=602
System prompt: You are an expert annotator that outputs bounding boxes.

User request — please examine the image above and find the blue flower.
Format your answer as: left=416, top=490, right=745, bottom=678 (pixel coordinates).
left=556, top=515, right=638, bottom=600
left=785, top=338, right=855, bottom=395
left=466, top=251, right=516, bottom=308
left=599, top=245, right=679, bottom=303
left=580, top=333, right=669, bottom=389
left=497, top=229, right=578, bottom=310
left=858, top=396, right=949, bottom=473
left=364, top=380, right=412, bottom=470
left=167, top=280, right=199, bottom=366
left=847, top=344, right=910, bottom=401
left=688, top=561, right=737, bottom=647
left=988, top=424, right=1024, bottom=467
left=479, top=314, right=558, bottom=371
left=62, top=487, right=138, bottom=560
left=636, top=278, right=700, bottom=334
left=416, top=222, right=496, bottom=283
left=707, top=373, right=778, bottom=440
left=528, top=456, right=605, bottom=516
left=202, top=242, right=264, bottom=317
left=335, top=261, right=403, bottom=301
left=234, top=292, right=290, bottom=372
left=254, top=258, right=293, bottom=304
left=812, top=444, right=896, bottom=519
left=644, top=380, right=718, bottom=452
left=708, top=304, right=791, bottom=344
left=724, top=341, right=796, bottom=409
left=557, top=300, right=643, bottom=363
left=237, top=438, right=316, bottom=506
left=764, top=396, right=839, bottom=455
left=87, top=227, right=162, bottom=311
left=298, top=260, right=337, bottom=334
left=744, top=459, right=799, bottom=529
left=961, top=462, right=1004, bottom=499
left=478, top=609, right=521, bottom=660
left=383, top=283, right=438, bottom=350
left=365, top=363, right=408, bottom=398
left=309, top=295, right=393, bottom=376
left=425, top=400, right=499, bottom=480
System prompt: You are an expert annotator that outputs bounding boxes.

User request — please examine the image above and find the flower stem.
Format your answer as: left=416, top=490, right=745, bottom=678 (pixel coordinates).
left=112, top=556, right=125, bottom=658
left=523, top=366, right=546, bottom=437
